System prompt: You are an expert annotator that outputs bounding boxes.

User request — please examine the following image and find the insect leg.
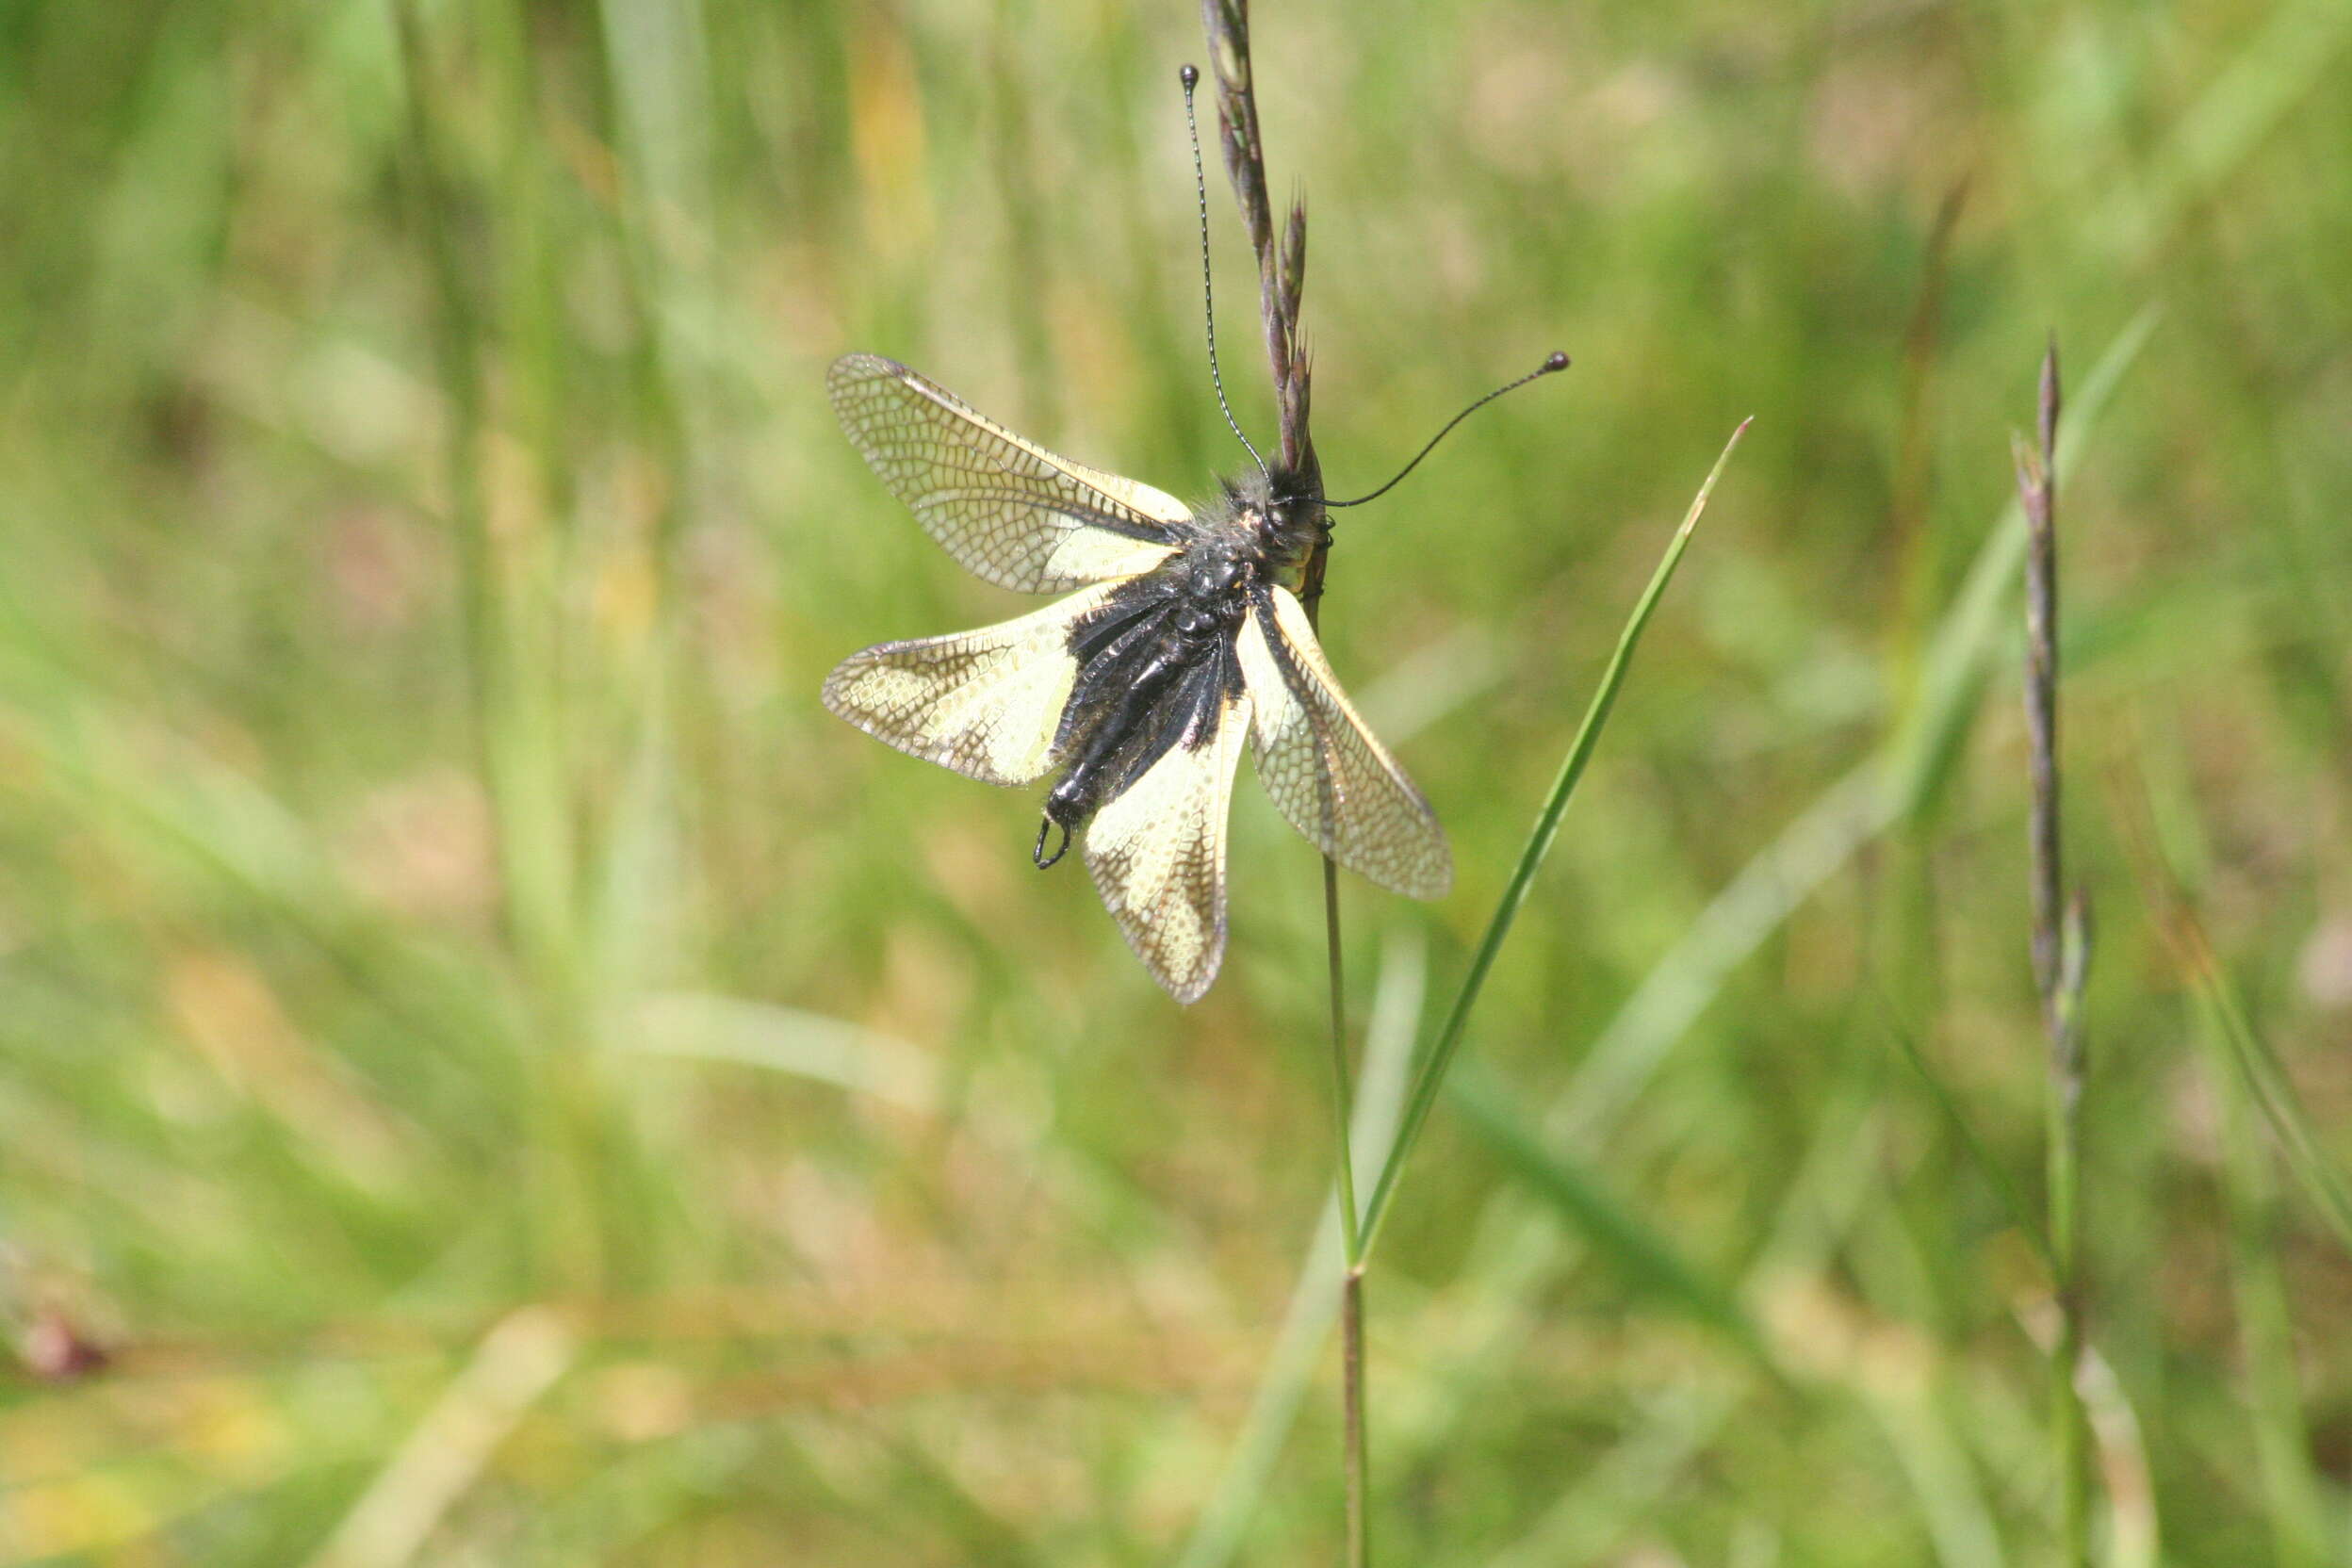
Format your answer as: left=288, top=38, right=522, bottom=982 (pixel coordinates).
left=1034, top=812, right=1071, bottom=870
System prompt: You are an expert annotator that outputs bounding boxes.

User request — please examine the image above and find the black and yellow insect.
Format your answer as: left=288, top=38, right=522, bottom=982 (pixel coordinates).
left=822, top=353, right=1449, bottom=1003
left=823, top=64, right=1566, bottom=1002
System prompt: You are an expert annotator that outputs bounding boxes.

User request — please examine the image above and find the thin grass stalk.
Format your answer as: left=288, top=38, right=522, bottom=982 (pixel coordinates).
left=1197, top=4, right=1359, bottom=1559
left=1324, top=861, right=1363, bottom=1258
left=1340, top=1266, right=1367, bottom=1566
left=1360, top=419, right=1750, bottom=1258
left=1323, top=858, right=1369, bottom=1566
left=2016, top=338, right=2094, bottom=1566
left=1322, top=854, right=1369, bottom=1564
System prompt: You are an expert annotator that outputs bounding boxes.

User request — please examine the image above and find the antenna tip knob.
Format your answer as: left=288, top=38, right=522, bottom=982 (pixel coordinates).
left=1543, top=351, right=1571, bottom=373
left=1179, top=63, right=1200, bottom=90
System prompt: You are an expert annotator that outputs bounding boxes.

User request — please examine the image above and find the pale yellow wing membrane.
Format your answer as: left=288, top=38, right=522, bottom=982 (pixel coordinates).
left=1236, top=585, right=1452, bottom=899
left=1082, top=690, right=1252, bottom=1004
left=829, top=354, right=1188, bottom=594
left=822, top=584, right=1124, bottom=786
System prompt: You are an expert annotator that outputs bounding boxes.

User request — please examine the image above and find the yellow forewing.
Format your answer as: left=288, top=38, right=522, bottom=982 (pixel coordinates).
left=829, top=353, right=1187, bottom=594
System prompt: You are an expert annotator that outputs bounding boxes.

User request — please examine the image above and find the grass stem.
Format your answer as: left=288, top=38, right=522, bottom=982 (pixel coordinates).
left=1322, top=857, right=1369, bottom=1567
left=1324, top=866, right=1364, bottom=1262
left=1199, top=4, right=1355, bottom=1556
left=2017, top=337, right=2094, bottom=1566
left=1318, top=854, right=1368, bottom=1567
left=1341, top=1264, right=1368, bottom=1568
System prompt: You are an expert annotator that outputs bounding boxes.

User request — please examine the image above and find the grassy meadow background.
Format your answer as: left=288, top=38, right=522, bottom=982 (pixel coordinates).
left=4, top=0, right=2352, bottom=1561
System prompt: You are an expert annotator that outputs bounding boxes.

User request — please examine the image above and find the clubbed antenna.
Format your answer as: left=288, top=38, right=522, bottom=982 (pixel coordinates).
left=1180, top=64, right=1269, bottom=485
left=1325, top=351, right=1571, bottom=509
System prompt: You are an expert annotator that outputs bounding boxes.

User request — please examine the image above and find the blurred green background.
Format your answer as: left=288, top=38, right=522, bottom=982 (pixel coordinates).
left=4, top=0, right=2351, bottom=1562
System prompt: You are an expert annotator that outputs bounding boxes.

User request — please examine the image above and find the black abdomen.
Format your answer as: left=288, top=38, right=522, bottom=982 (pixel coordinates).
left=1035, top=570, right=1246, bottom=860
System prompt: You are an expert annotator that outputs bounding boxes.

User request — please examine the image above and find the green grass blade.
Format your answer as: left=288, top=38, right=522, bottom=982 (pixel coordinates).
left=1358, top=418, right=1750, bottom=1259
